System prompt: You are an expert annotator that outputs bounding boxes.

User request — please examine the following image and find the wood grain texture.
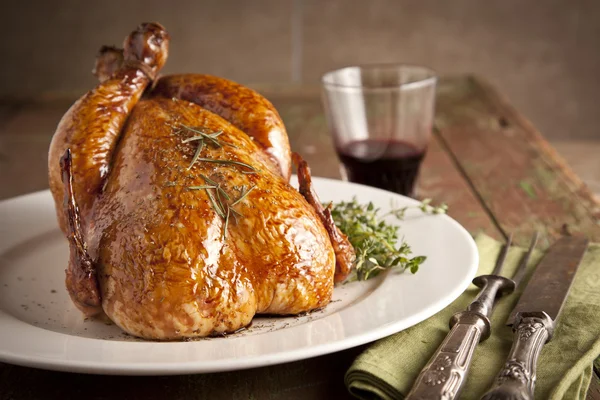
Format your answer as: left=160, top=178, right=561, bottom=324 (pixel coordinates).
left=551, top=140, right=600, bottom=196
left=435, top=76, right=600, bottom=248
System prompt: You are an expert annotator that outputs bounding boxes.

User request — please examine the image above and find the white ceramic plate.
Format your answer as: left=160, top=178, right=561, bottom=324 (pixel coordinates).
left=0, top=177, right=478, bottom=375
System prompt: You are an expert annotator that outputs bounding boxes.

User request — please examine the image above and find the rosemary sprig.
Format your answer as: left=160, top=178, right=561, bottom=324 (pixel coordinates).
left=172, top=121, right=259, bottom=238
left=182, top=135, right=214, bottom=144
left=190, top=176, right=257, bottom=238
left=194, top=158, right=257, bottom=172
left=329, top=197, right=447, bottom=281
left=229, top=207, right=243, bottom=221
left=178, top=124, right=241, bottom=149
left=187, top=139, right=204, bottom=170
left=223, top=207, right=231, bottom=239
left=188, top=185, right=216, bottom=190
left=231, top=185, right=256, bottom=206
left=175, top=123, right=253, bottom=172
left=181, top=125, right=223, bottom=138
left=206, top=189, right=226, bottom=219
left=181, top=125, right=224, bottom=148
left=199, top=174, right=231, bottom=201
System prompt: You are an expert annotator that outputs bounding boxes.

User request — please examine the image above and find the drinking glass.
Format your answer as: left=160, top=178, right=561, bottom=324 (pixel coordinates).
left=321, top=64, right=437, bottom=197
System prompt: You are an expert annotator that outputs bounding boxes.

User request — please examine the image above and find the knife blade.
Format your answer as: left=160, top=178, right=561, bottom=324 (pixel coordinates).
left=481, top=235, right=589, bottom=400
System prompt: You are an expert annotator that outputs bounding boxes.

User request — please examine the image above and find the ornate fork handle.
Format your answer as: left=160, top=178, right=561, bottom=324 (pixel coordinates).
left=481, top=312, right=553, bottom=400
left=406, top=233, right=539, bottom=400
left=405, top=311, right=490, bottom=400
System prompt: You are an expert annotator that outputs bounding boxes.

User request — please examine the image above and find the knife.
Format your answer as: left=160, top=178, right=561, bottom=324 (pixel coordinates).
left=481, top=235, right=589, bottom=400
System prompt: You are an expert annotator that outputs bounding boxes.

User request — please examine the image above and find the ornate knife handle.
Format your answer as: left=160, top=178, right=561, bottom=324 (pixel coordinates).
left=481, top=312, right=554, bottom=400
left=405, top=311, right=490, bottom=400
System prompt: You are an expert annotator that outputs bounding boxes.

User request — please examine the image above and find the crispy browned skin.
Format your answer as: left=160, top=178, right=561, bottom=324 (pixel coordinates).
left=85, top=98, right=334, bottom=339
left=88, top=38, right=290, bottom=182
left=92, top=49, right=291, bottom=181
left=151, top=74, right=291, bottom=181
left=48, top=23, right=169, bottom=233
left=293, top=153, right=354, bottom=283
left=48, top=23, right=356, bottom=340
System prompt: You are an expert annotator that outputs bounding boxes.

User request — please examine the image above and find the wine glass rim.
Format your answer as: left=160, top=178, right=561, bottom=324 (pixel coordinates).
left=321, top=64, right=437, bottom=91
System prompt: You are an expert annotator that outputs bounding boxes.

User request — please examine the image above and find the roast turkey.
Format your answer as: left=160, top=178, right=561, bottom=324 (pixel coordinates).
left=48, top=22, right=354, bottom=340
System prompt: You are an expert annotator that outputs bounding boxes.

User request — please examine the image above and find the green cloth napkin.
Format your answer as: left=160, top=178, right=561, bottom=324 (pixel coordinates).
left=346, top=233, right=600, bottom=400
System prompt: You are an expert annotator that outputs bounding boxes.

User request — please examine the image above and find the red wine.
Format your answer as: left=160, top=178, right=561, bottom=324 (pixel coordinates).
left=337, top=139, right=426, bottom=196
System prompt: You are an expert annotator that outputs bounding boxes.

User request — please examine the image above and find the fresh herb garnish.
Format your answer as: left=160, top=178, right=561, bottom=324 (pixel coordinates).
left=172, top=122, right=260, bottom=239
left=199, top=174, right=231, bottom=201
left=188, top=185, right=217, bottom=190
left=180, top=125, right=224, bottom=146
left=177, top=124, right=240, bottom=170
left=385, top=198, right=449, bottom=219
left=187, top=176, right=256, bottom=239
left=187, top=138, right=204, bottom=170
left=205, top=189, right=226, bottom=220
left=329, top=198, right=447, bottom=281
left=223, top=207, right=231, bottom=238
left=229, top=206, right=243, bottom=223
left=231, top=185, right=256, bottom=206
left=193, top=158, right=257, bottom=173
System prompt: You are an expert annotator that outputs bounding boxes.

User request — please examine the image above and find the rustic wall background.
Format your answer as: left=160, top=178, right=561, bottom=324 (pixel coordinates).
left=0, top=0, right=598, bottom=142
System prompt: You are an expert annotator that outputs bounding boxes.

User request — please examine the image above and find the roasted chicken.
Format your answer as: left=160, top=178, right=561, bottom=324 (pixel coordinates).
left=48, top=23, right=354, bottom=340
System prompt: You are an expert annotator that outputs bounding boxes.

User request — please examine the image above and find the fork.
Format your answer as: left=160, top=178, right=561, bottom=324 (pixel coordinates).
left=405, top=233, right=539, bottom=400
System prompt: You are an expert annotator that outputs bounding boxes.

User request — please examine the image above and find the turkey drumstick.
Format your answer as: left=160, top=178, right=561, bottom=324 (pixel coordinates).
left=48, top=22, right=170, bottom=233
left=92, top=51, right=291, bottom=181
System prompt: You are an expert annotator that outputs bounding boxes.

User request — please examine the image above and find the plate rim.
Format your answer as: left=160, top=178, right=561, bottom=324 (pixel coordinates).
left=0, top=179, right=478, bottom=375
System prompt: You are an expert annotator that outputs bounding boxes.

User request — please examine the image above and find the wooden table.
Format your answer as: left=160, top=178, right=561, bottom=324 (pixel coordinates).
left=0, top=76, right=599, bottom=399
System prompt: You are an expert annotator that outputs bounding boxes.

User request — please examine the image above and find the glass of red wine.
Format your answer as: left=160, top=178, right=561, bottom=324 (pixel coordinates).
left=321, top=64, right=437, bottom=197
